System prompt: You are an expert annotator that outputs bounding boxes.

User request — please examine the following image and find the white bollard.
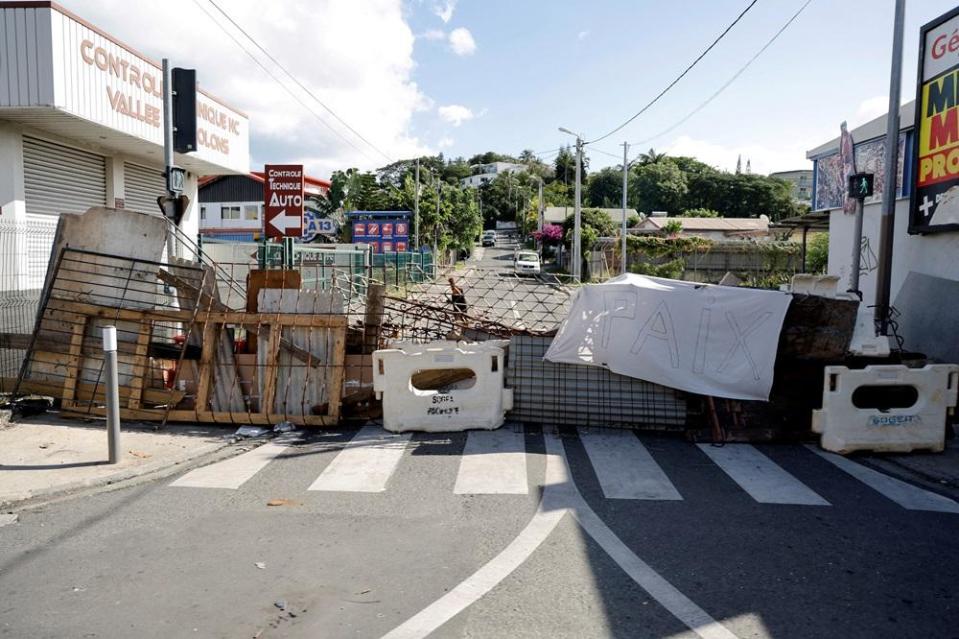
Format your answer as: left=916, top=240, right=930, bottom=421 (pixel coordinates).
left=102, top=326, right=121, bottom=464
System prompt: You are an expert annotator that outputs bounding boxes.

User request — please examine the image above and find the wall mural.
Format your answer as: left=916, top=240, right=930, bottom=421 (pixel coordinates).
left=814, top=134, right=906, bottom=211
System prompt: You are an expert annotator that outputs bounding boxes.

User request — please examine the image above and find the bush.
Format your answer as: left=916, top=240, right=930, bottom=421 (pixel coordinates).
left=681, top=207, right=719, bottom=218
left=806, top=232, right=829, bottom=273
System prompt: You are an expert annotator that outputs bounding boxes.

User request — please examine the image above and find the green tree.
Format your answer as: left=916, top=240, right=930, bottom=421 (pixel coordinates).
left=638, top=148, right=667, bottom=165
left=561, top=207, right=615, bottom=256
left=586, top=167, right=623, bottom=207
left=630, top=161, right=687, bottom=214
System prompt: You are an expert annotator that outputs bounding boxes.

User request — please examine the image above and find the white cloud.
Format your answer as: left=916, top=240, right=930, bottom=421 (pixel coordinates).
left=433, top=0, right=457, bottom=23
left=449, top=27, right=476, bottom=56
left=438, top=104, right=474, bottom=126
left=437, top=136, right=455, bottom=149
left=56, top=0, right=433, bottom=176
left=852, top=95, right=889, bottom=127
left=420, top=28, right=447, bottom=41
left=662, top=135, right=811, bottom=175
left=577, top=30, right=590, bottom=41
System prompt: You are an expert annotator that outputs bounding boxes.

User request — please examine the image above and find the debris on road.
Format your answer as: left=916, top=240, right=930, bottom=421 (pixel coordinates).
left=0, top=513, right=19, bottom=527
left=266, top=498, right=299, bottom=507
left=274, top=599, right=287, bottom=611
left=272, top=421, right=295, bottom=433
left=235, top=426, right=270, bottom=438
left=254, top=562, right=266, bottom=570
left=128, top=450, right=151, bottom=459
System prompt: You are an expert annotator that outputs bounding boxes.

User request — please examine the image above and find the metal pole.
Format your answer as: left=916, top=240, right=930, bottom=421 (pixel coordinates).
left=849, top=198, right=864, bottom=293
left=621, top=141, right=629, bottom=274
left=874, top=0, right=906, bottom=334
left=537, top=178, right=544, bottom=232
left=102, top=326, right=121, bottom=465
left=573, top=137, right=583, bottom=281
left=433, top=175, right=440, bottom=260
left=414, top=158, right=420, bottom=250
left=162, top=59, right=176, bottom=260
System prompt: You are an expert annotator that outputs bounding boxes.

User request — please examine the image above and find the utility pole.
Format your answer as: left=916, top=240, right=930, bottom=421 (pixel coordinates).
left=621, top=141, right=629, bottom=275
left=573, top=137, right=583, bottom=281
left=433, top=172, right=440, bottom=259
left=537, top=177, right=544, bottom=233
left=162, top=58, right=176, bottom=260
left=874, top=0, right=906, bottom=335
left=414, top=158, right=420, bottom=251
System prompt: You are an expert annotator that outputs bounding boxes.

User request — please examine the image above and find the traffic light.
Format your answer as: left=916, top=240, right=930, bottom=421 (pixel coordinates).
left=172, top=68, right=197, bottom=154
left=157, top=194, right=191, bottom=226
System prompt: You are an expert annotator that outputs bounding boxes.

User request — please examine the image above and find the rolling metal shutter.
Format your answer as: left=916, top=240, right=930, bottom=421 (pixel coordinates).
left=123, top=162, right=166, bottom=215
left=23, top=136, right=107, bottom=217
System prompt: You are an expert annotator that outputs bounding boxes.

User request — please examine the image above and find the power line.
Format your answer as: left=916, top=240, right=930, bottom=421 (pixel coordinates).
left=586, top=0, right=760, bottom=145
left=629, top=0, right=812, bottom=159
left=190, top=0, right=382, bottom=164
left=205, top=0, right=394, bottom=164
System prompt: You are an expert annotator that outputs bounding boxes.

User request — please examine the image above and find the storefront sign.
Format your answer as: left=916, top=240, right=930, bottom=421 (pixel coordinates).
left=264, top=164, right=304, bottom=239
left=912, top=7, right=959, bottom=233
left=63, top=15, right=248, bottom=172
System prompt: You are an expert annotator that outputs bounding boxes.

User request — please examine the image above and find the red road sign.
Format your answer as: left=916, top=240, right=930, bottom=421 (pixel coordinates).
left=263, top=164, right=304, bottom=239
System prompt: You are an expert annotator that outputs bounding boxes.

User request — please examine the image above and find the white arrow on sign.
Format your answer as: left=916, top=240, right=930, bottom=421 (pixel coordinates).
left=268, top=209, right=300, bottom=233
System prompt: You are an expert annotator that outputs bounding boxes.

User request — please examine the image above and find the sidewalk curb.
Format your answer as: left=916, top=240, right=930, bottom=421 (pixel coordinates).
left=0, top=437, right=262, bottom=512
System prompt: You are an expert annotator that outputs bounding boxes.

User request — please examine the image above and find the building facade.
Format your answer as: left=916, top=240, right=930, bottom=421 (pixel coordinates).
left=0, top=1, right=249, bottom=290
left=460, top=161, right=526, bottom=188
left=769, top=169, right=813, bottom=205
left=199, top=172, right=330, bottom=241
left=807, top=100, right=959, bottom=364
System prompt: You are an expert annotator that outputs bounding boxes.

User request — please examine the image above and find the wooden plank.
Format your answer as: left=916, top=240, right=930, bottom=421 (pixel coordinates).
left=258, top=289, right=342, bottom=419
left=59, top=318, right=88, bottom=410
left=126, top=320, right=154, bottom=409
left=4, top=377, right=184, bottom=406
left=61, top=406, right=339, bottom=428
left=194, top=321, right=218, bottom=412
left=260, top=323, right=283, bottom=415
left=327, top=325, right=347, bottom=422
left=44, top=299, right=347, bottom=328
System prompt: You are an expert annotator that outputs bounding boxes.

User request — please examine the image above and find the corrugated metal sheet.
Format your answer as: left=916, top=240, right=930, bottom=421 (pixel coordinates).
left=199, top=175, right=263, bottom=203
left=23, top=135, right=106, bottom=217
left=0, top=6, right=55, bottom=107
left=123, top=161, right=165, bottom=214
left=507, top=335, right=687, bottom=429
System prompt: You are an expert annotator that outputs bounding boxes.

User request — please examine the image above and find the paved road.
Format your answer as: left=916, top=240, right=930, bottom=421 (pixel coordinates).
left=413, top=244, right=572, bottom=332
left=2, top=424, right=958, bottom=638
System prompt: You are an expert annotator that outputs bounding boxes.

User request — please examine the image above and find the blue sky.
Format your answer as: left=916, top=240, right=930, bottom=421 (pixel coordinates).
left=404, top=0, right=959, bottom=174
left=62, top=0, right=959, bottom=177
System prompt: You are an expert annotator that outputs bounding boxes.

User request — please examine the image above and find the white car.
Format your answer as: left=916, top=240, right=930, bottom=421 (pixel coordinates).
left=514, top=251, right=541, bottom=275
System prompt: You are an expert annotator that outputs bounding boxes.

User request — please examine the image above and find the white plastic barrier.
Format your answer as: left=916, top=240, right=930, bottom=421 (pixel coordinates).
left=373, top=340, right=513, bottom=433
left=812, top=364, right=959, bottom=454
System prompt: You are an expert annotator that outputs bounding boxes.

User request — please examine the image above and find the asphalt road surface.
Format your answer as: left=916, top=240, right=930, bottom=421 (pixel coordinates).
left=2, top=424, right=958, bottom=639
left=413, top=244, right=572, bottom=332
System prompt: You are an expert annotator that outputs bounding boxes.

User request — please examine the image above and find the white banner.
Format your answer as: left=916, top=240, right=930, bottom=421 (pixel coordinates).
left=544, top=274, right=792, bottom=401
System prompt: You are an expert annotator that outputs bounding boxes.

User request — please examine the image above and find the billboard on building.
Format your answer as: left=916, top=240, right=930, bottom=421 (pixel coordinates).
left=350, top=213, right=411, bottom=253
left=911, top=7, right=959, bottom=233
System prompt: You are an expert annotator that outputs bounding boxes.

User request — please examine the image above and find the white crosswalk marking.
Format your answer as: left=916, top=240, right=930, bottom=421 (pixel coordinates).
left=698, top=444, right=829, bottom=506
left=308, top=425, right=411, bottom=493
left=170, top=440, right=291, bottom=489
left=454, top=429, right=528, bottom=495
left=578, top=429, right=682, bottom=500
left=808, top=446, right=959, bottom=513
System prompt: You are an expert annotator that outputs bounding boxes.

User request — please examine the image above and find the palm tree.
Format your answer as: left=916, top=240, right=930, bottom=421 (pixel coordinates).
left=639, top=148, right=667, bottom=165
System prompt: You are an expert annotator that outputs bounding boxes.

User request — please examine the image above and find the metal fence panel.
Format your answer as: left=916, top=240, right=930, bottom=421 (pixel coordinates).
left=506, top=335, right=687, bottom=429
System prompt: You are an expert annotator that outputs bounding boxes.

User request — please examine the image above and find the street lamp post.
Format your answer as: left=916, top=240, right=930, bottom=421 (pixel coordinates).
left=621, top=141, right=629, bottom=275
left=559, top=127, right=583, bottom=281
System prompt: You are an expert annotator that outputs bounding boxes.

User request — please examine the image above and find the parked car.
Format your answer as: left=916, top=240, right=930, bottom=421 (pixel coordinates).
left=514, top=250, right=541, bottom=275
left=481, top=231, right=496, bottom=247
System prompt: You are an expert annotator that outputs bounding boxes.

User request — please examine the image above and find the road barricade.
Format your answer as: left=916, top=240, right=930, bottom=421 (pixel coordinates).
left=373, top=340, right=513, bottom=433
left=812, top=364, right=959, bottom=454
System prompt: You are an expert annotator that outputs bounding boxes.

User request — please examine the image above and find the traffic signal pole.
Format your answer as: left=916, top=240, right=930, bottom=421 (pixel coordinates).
left=162, top=58, right=176, bottom=260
